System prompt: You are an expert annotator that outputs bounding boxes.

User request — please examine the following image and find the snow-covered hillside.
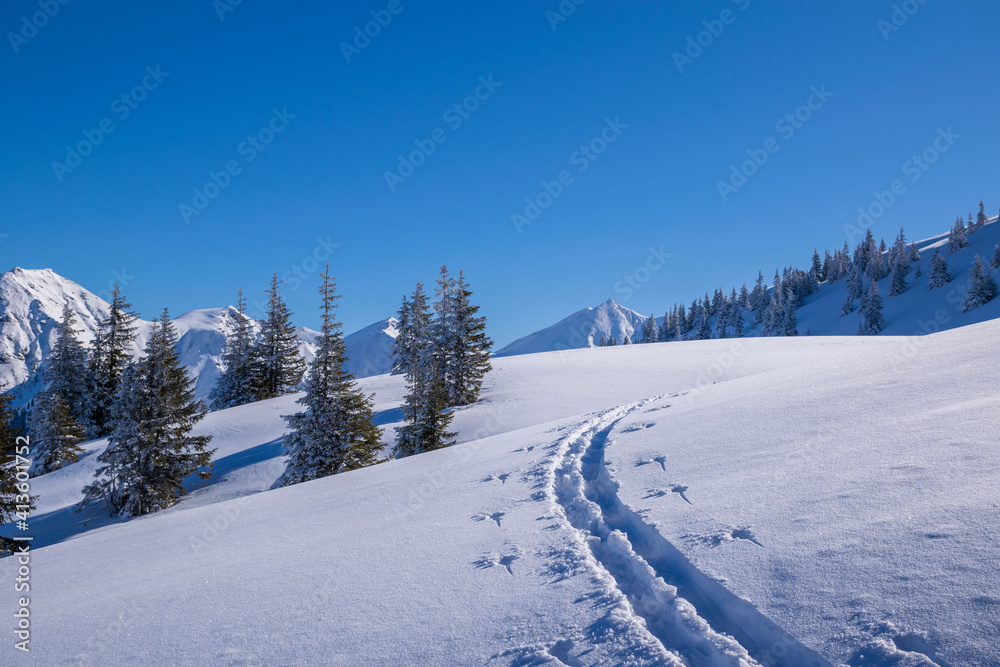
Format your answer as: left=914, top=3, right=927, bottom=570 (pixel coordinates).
left=4, top=321, right=998, bottom=665
left=500, top=218, right=1000, bottom=355
left=0, top=268, right=398, bottom=405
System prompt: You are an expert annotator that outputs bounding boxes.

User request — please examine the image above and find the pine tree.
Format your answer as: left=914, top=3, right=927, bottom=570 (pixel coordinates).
left=28, top=394, right=85, bottom=475
left=79, top=310, right=214, bottom=518
left=430, top=265, right=457, bottom=396
left=84, top=284, right=139, bottom=438
left=841, top=268, right=864, bottom=316
left=251, top=274, right=305, bottom=400
left=810, top=249, right=822, bottom=280
left=641, top=315, right=658, bottom=344
left=209, top=289, right=258, bottom=410
left=907, top=242, right=920, bottom=263
left=394, top=280, right=456, bottom=458
left=962, top=255, right=999, bottom=312
left=977, top=201, right=988, bottom=229
left=445, top=269, right=492, bottom=406
left=781, top=286, right=799, bottom=336
left=948, top=216, right=968, bottom=253
left=928, top=250, right=950, bottom=290
left=45, top=303, right=90, bottom=421
left=858, top=280, right=886, bottom=335
left=277, top=266, right=383, bottom=486
left=606, top=335, right=618, bottom=346
left=991, top=243, right=1000, bottom=271
left=967, top=212, right=975, bottom=235
left=888, top=231, right=910, bottom=297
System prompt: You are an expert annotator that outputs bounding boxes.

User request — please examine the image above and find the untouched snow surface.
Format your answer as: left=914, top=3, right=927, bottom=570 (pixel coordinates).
left=2, top=320, right=999, bottom=665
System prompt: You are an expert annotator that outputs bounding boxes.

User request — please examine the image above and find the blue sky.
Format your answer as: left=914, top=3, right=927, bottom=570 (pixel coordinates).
left=2, top=0, right=999, bottom=346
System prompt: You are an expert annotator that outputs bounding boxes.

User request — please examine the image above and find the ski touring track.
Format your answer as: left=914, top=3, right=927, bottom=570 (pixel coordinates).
left=544, top=398, right=832, bottom=667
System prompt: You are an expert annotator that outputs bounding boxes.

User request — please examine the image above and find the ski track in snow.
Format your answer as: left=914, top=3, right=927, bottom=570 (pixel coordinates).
left=544, top=399, right=833, bottom=667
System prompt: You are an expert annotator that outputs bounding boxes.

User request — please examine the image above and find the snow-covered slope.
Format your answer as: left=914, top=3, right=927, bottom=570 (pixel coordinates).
left=0, top=268, right=396, bottom=405
left=498, top=218, right=1000, bottom=354
left=496, top=298, right=647, bottom=356
left=4, top=321, right=998, bottom=665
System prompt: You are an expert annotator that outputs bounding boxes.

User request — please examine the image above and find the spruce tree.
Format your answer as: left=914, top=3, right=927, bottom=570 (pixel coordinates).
left=948, top=216, right=968, bottom=253
left=391, top=293, right=413, bottom=375
left=907, top=242, right=920, bottom=263
left=277, top=266, right=383, bottom=486
left=79, top=310, right=214, bottom=517
left=928, top=250, right=950, bottom=290
left=45, top=303, right=90, bottom=421
left=430, top=265, right=457, bottom=396
left=210, top=289, right=258, bottom=410
left=394, top=281, right=455, bottom=458
left=977, top=201, right=988, bottom=229
left=641, top=315, right=658, bottom=343
left=84, top=284, right=139, bottom=438
left=858, top=280, right=886, bottom=335
left=28, top=394, right=85, bottom=475
left=991, top=243, right=1000, bottom=271
left=251, top=274, right=305, bottom=400
left=781, top=286, right=799, bottom=336
left=962, top=255, right=999, bottom=312
left=445, top=269, right=492, bottom=406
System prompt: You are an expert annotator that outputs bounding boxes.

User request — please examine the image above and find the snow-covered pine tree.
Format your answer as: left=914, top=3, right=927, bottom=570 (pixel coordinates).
left=277, top=266, right=383, bottom=486
left=251, top=274, right=305, bottom=400
left=641, top=315, right=658, bottom=344
left=966, top=213, right=975, bottom=235
left=991, top=243, right=1000, bottom=271
left=431, top=265, right=457, bottom=396
left=962, top=255, right=999, bottom=312
left=27, top=394, right=84, bottom=475
left=392, top=286, right=426, bottom=377
left=597, top=333, right=608, bottom=347
left=394, top=279, right=456, bottom=458
left=779, top=284, right=798, bottom=336
left=84, top=283, right=139, bottom=438
left=29, top=302, right=90, bottom=474
left=977, top=201, right=988, bottom=229
left=858, top=280, right=886, bottom=335
left=888, top=231, right=910, bottom=297
left=907, top=242, right=920, bottom=263
left=928, top=249, right=950, bottom=290
left=623, top=333, right=632, bottom=345
left=841, top=268, right=864, bottom=316
left=79, top=310, right=214, bottom=517
left=44, top=303, right=90, bottom=421
left=446, top=269, right=493, bottom=406
left=948, top=216, right=968, bottom=253
left=695, top=302, right=713, bottom=340
left=810, top=249, right=822, bottom=280
left=209, top=289, right=258, bottom=410
left=607, top=335, right=618, bottom=346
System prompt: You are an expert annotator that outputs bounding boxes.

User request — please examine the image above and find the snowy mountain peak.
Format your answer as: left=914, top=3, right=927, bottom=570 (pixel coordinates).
left=496, top=299, right=647, bottom=357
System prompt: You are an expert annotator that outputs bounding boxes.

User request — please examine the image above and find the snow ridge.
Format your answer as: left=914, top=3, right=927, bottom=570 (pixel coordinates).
left=547, top=400, right=831, bottom=666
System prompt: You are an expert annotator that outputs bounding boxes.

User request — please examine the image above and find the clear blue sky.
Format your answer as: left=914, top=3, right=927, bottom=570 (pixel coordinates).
left=3, top=1, right=998, bottom=346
